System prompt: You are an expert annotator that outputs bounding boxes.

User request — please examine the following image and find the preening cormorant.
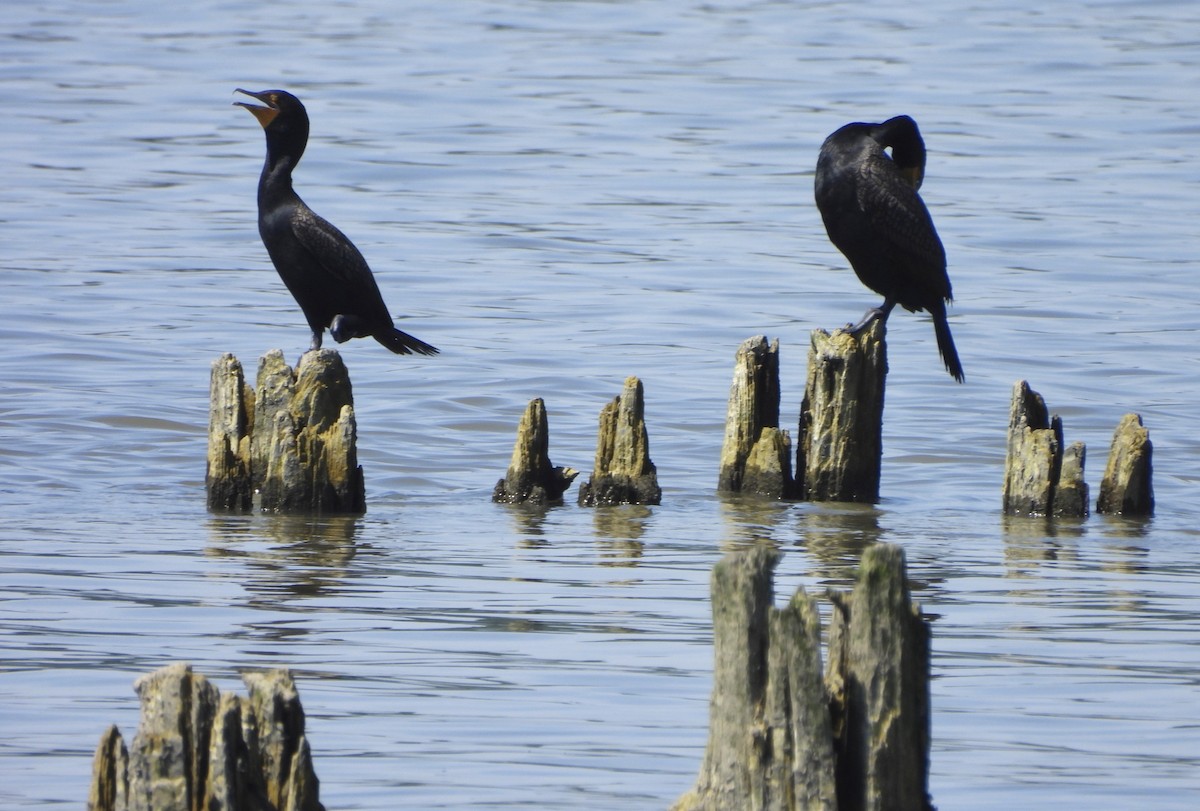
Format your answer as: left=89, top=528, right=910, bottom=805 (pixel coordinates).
left=235, top=88, right=438, bottom=356
left=814, top=115, right=962, bottom=382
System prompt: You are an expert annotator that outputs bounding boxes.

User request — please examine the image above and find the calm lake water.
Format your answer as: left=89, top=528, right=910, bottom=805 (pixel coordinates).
left=2, top=0, right=1199, bottom=808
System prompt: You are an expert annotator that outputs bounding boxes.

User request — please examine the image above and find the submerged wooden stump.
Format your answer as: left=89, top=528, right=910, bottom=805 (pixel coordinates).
left=673, top=543, right=931, bottom=811
left=492, top=398, right=578, bottom=505
left=87, top=663, right=323, bottom=811
left=207, top=350, right=365, bottom=514
left=578, top=376, right=661, bottom=506
left=1001, top=380, right=1087, bottom=517
left=796, top=321, right=887, bottom=503
left=717, top=336, right=796, bottom=499
left=1097, top=413, right=1154, bottom=516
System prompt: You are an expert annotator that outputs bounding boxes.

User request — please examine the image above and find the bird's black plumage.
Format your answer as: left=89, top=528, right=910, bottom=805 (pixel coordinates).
left=814, top=115, right=962, bottom=382
left=235, top=88, right=438, bottom=356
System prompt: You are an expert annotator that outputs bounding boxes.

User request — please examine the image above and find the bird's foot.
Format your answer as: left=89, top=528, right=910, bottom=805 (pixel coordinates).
left=845, top=307, right=886, bottom=336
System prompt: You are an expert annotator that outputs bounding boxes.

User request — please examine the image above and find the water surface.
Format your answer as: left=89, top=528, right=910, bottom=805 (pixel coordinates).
left=2, top=1, right=1199, bottom=808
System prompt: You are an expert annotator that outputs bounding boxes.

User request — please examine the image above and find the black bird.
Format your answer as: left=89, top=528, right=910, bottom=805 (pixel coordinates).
left=235, top=88, right=438, bottom=356
left=814, top=115, right=962, bottom=382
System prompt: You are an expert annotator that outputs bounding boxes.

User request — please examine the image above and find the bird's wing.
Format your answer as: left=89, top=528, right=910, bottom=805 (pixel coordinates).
left=857, top=157, right=947, bottom=276
left=290, top=206, right=381, bottom=290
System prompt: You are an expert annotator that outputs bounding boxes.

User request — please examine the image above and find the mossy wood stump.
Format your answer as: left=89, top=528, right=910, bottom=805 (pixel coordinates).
left=1096, top=412, right=1154, bottom=516
left=796, top=321, right=886, bottom=503
left=492, top=398, right=578, bottom=505
left=87, top=663, right=323, bottom=811
left=717, top=336, right=796, bottom=499
left=206, top=350, right=365, bottom=514
left=578, top=376, right=661, bottom=506
left=673, top=543, right=931, bottom=811
left=1001, top=380, right=1087, bottom=517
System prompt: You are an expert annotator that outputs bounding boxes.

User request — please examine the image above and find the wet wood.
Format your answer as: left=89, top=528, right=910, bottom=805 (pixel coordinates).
left=1001, top=380, right=1087, bottom=517
left=1097, top=412, right=1154, bottom=516
left=205, top=353, right=254, bottom=511
left=1052, top=441, right=1089, bottom=518
left=673, top=542, right=929, bottom=811
left=828, top=544, right=932, bottom=811
left=88, top=663, right=323, bottom=811
left=578, top=376, right=661, bottom=506
left=717, top=336, right=796, bottom=499
left=207, top=349, right=365, bottom=514
left=796, top=321, right=887, bottom=503
left=492, top=398, right=579, bottom=505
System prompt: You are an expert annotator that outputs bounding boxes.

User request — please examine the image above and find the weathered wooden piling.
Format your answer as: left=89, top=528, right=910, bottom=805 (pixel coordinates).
left=578, top=376, right=661, bottom=506
left=796, top=321, right=887, bottom=503
left=88, top=663, right=323, bottom=811
left=207, top=350, right=365, bottom=514
left=1001, top=380, right=1087, bottom=517
left=717, top=336, right=796, bottom=499
left=206, top=353, right=255, bottom=511
left=826, top=545, right=931, bottom=811
left=673, top=543, right=931, bottom=811
left=492, top=398, right=579, bottom=505
left=1097, top=413, right=1154, bottom=516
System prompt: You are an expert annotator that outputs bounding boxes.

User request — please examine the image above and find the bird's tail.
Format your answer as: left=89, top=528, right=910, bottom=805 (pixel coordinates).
left=373, top=327, right=439, bottom=356
left=931, top=302, right=964, bottom=383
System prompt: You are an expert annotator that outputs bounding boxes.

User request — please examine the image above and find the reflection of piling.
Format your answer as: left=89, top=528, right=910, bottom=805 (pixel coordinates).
left=673, top=543, right=931, bottom=811
left=1001, top=380, right=1087, bottom=517
left=717, top=336, right=795, bottom=499
left=88, top=663, right=324, bottom=811
left=578, top=376, right=661, bottom=506
left=492, top=398, right=578, bottom=505
left=796, top=322, right=887, bottom=503
left=206, top=350, right=365, bottom=515
left=1097, top=413, right=1154, bottom=516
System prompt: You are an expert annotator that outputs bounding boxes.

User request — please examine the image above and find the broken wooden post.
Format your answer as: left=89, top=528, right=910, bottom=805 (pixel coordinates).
left=578, top=376, right=661, bottom=506
left=673, top=543, right=931, bottom=811
left=87, top=663, right=324, bottom=811
left=717, top=336, right=795, bottom=499
left=796, top=321, right=887, bottom=503
left=1001, top=380, right=1087, bottom=517
left=1097, top=413, right=1154, bottom=516
left=206, top=350, right=365, bottom=514
left=206, top=353, right=254, bottom=511
left=492, top=398, right=578, bottom=505
left=827, top=544, right=932, bottom=811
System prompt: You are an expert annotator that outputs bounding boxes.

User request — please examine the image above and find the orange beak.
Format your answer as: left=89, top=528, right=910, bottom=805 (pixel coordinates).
left=233, top=88, right=279, bottom=128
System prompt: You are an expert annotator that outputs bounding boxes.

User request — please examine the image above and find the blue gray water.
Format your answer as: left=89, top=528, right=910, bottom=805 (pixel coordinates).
left=2, top=1, right=1199, bottom=808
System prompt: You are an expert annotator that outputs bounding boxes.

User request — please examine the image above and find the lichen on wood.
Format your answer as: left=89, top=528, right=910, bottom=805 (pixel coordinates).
left=717, top=336, right=795, bottom=499
left=88, top=663, right=323, bottom=811
left=1001, top=380, right=1087, bottom=517
left=492, top=398, right=578, bottom=505
left=796, top=321, right=887, bottom=503
left=206, top=349, right=365, bottom=514
left=673, top=542, right=930, bottom=811
left=1097, top=412, right=1154, bottom=516
left=578, top=376, right=661, bottom=506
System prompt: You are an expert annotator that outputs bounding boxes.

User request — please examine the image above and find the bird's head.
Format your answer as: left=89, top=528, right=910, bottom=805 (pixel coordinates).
left=872, top=115, right=926, bottom=191
left=235, top=88, right=310, bottom=164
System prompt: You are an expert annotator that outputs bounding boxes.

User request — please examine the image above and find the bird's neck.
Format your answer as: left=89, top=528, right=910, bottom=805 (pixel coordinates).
left=257, top=154, right=298, bottom=209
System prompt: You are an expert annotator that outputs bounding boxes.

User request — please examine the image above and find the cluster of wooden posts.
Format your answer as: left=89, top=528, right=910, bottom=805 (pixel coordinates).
left=204, top=324, right=1152, bottom=519
left=92, top=325, right=1152, bottom=810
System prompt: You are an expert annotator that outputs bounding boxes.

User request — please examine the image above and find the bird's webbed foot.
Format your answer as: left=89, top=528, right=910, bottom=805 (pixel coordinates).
left=845, top=301, right=896, bottom=336
left=309, top=331, right=324, bottom=352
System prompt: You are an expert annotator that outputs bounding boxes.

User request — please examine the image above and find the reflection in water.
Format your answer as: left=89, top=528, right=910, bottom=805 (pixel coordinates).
left=592, top=504, right=648, bottom=566
left=793, top=502, right=884, bottom=586
left=1000, top=514, right=1084, bottom=576
left=500, top=501, right=560, bottom=546
left=207, top=513, right=360, bottom=600
left=717, top=494, right=793, bottom=549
